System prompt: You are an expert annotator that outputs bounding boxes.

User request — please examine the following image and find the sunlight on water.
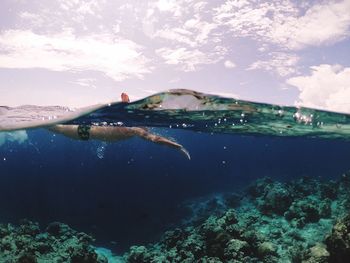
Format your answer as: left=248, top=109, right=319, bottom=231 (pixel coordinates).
left=2, top=89, right=350, bottom=141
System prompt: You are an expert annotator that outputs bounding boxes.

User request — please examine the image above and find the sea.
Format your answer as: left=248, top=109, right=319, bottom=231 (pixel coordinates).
left=0, top=89, right=350, bottom=262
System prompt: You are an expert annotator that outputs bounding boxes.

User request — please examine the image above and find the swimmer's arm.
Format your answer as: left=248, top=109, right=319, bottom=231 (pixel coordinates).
left=48, top=125, right=81, bottom=140
left=93, top=127, right=191, bottom=159
left=89, top=126, right=134, bottom=141
left=48, top=125, right=190, bottom=159
left=48, top=125, right=133, bottom=141
left=130, top=127, right=191, bottom=160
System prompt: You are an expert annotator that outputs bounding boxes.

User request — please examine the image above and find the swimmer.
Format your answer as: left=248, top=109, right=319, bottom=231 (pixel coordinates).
left=49, top=93, right=190, bottom=159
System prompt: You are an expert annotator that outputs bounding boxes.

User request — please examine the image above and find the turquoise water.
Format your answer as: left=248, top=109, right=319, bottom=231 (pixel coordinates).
left=0, top=89, right=350, bottom=262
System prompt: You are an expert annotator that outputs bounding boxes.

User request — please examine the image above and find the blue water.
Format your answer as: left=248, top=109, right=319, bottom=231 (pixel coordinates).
left=2, top=90, right=350, bottom=259
left=1, top=127, right=350, bottom=252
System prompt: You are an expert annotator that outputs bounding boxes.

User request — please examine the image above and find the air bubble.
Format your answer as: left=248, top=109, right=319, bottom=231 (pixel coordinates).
left=97, top=142, right=107, bottom=159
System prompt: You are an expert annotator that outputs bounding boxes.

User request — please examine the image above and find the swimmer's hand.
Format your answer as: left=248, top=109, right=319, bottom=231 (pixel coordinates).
left=180, top=147, right=191, bottom=160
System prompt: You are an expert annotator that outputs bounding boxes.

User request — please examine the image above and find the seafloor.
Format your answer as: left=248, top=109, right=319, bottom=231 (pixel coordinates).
left=1, top=173, right=350, bottom=263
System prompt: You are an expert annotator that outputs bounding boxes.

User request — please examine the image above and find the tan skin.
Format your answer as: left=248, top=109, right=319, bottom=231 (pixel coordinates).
left=49, top=93, right=190, bottom=159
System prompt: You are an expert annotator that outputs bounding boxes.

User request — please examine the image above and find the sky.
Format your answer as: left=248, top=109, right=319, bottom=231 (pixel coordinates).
left=1, top=0, right=350, bottom=113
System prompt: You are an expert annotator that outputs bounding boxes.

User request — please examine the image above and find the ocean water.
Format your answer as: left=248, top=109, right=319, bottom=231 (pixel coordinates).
left=1, top=89, right=350, bottom=262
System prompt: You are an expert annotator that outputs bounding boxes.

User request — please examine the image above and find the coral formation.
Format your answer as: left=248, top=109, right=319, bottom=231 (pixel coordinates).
left=123, top=174, right=350, bottom=262
left=0, top=220, right=107, bottom=263
left=325, top=214, right=350, bottom=263
left=1, top=174, right=350, bottom=262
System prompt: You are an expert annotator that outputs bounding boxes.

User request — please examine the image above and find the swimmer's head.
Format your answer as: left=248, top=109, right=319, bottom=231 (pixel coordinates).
left=121, top=93, right=130, bottom=103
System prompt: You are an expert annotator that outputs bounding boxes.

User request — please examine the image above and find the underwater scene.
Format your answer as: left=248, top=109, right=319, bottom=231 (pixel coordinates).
left=1, top=89, right=350, bottom=263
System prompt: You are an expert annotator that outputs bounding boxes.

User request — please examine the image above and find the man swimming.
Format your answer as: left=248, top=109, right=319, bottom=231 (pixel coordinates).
left=49, top=93, right=190, bottom=159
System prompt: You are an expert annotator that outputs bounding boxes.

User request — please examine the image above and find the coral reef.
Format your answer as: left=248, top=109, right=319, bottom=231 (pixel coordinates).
left=1, top=174, right=350, bottom=262
left=123, top=174, right=350, bottom=262
left=0, top=220, right=107, bottom=263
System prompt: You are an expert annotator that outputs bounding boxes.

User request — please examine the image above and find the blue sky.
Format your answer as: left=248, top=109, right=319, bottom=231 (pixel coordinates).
left=1, top=0, right=350, bottom=113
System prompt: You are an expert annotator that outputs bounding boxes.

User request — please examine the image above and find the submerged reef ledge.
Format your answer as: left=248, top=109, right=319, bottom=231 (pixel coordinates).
left=123, top=174, right=350, bottom=263
left=1, top=174, right=350, bottom=263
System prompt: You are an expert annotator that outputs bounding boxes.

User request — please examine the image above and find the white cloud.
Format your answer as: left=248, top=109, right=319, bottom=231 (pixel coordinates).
left=59, top=0, right=104, bottom=16
left=214, top=0, right=350, bottom=50
left=19, top=11, right=45, bottom=26
left=156, top=0, right=182, bottom=16
left=155, top=27, right=195, bottom=47
left=184, top=17, right=218, bottom=45
left=0, top=131, right=28, bottom=147
left=0, top=29, right=150, bottom=81
left=193, top=2, right=207, bottom=12
left=287, top=64, right=350, bottom=113
left=271, top=0, right=350, bottom=49
left=70, top=78, right=97, bottom=89
left=247, top=53, right=299, bottom=76
left=154, top=17, right=217, bottom=48
left=156, top=46, right=226, bottom=72
left=224, top=60, right=236, bottom=69
left=149, top=0, right=220, bottom=61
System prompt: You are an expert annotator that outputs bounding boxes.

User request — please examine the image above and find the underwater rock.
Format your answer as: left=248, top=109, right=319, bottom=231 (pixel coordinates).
left=256, top=241, right=277, bottom=257
left=124, top=246, right=151, bottom=263
left=17, top=252, right=37, bottom=263
left=18, top=219, right=40, bottom=236
left=46, top=221, right=72, bottom=238
left=70, top=246, right=100, bottom=263
left=284, top=197, right=332, bottom=227
left=0, top=220, right=104, bottom=263
left=162, top=228, right=186, bottom=249
left=248, top=178, right=292, bottom=215
left=302, top=243, right=329, bottom=263
left=325, top=214, right=350, bottom=263
left=223, top=238, right=249, bottom=260
left=259, top=182, right=292, bottom=215
left=181, top=194, right=231, bottom=226
left=336, top=173, right=350, bottom=211
left=247, top=177, right=274, bottom=198
left=291, top=177, right=320, bottom=198
left=320, top=182, right=338, bottom=200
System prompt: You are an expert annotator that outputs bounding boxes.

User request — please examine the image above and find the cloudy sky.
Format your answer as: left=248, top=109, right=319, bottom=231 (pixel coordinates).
left=1, top=0, right=350, bottom=113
